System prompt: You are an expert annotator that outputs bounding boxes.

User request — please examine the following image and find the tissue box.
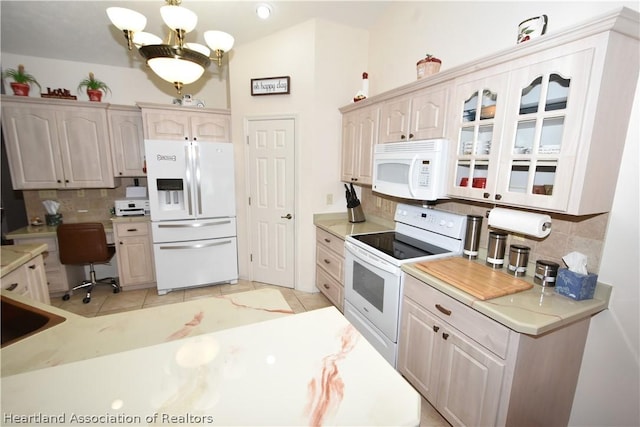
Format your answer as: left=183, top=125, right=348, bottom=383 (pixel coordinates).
left=555, top=268, right=597, bottom=300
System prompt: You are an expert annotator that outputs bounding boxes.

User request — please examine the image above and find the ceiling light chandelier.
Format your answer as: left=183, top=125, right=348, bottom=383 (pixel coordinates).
left=107, top=0, right=234, bottom=94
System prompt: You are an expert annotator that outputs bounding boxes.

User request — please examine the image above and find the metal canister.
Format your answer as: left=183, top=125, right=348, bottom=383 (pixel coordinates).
left=534, top=260, right=560, bottom=286
left=508, top=245, right=531, bottom=277
left=463, top=215, right=483, bottom=260
left=486, top=232, right=507, bottom=269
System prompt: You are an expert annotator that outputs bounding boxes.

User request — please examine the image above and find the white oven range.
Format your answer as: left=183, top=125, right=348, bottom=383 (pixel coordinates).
left=344, top=203, right=467, bottom=367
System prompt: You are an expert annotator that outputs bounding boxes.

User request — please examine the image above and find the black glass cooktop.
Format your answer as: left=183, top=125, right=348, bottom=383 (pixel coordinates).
left=351, top=231, right=450, bottom=260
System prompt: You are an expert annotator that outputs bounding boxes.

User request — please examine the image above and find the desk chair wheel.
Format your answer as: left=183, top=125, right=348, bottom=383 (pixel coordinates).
left=112, top=279, right=120, bottom=294
left=83, top=296, right=91, bottom=304
left=62, top=294, right=70, bottom=301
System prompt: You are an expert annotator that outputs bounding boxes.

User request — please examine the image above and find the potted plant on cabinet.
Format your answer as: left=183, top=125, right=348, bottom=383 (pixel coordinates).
left=77, top=72, right=111, bottom=102
left=2, top=64, right=41, bottom=96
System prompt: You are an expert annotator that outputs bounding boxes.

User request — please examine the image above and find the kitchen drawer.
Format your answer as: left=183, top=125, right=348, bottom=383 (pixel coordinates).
left=2, top=267, right=30, bottom=296
left=404, top=274, right=511, bottom=359
left=316, top=244, right=344, bottom=283
left=316, top=228, right=344, bottom=257
left=316, top=267, right=343, bottom=311
left=115, top=222, right=149, bottom=238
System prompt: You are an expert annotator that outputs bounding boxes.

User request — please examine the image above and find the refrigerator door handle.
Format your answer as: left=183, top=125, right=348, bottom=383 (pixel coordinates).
left=185, top=144, right=193, bottom=216
left=157, top=220, right=232, bottom=228
left=159, top=240, right=233, bottom=250
left=194, top=142, right=203, bottom=215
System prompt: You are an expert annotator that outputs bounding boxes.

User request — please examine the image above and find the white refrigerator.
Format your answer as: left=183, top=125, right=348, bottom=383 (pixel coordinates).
left=145, top=139, right=238, bottom=295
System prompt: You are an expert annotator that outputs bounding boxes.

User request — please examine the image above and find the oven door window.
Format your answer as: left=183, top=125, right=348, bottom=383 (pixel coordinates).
left=353, top=261, right=384, bottom=312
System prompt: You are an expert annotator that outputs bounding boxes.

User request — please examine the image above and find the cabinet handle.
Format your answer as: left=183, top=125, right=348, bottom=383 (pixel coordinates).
left=28, top=264, right=36, bottom=269
left=127, top=228, right=138, bottom=232
left=483, top=192, right=490, bottom=199
left=7, top=283, right=18, bottom=291
left=495, top=194, right=502, bottom=200
left=435, top=304, right=452, bottom=316
left=442, top=332, right=450, bottom=340
left=324, top=238, right=331, bottom=243
left=323, top=283, right=330, bottom=290
left=408, top=133, right=414, bottom=139
left=433, top=325, right=440, bottom=333
left=119, top=241, right=124, bottom=245
left=323, top=259, right=331, bottom=264
left=351, top=178, right=358, bottom=182
left=57, top=180, right=62, bottom=183
left=400, top=134, right=406, bottom=140
left=65, top=180, right=69, bottom=183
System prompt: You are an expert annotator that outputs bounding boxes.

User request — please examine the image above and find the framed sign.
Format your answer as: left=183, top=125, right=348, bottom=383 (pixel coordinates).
left=251, top=76, right=290, bottom=96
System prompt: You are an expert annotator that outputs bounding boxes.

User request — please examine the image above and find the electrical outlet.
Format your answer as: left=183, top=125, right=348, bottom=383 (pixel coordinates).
left=326, top=193, right=333, bottom=205
left=77, top=189, right=85, bottom=198
left=38, top=190, right=57, bottom=198
left=100, top=189, right=108, bottom=197
left=376, top=196, right=382, bottom=208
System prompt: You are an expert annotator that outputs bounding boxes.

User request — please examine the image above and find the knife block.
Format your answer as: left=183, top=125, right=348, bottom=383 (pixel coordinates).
left=348, top=205, right=365, bottom=223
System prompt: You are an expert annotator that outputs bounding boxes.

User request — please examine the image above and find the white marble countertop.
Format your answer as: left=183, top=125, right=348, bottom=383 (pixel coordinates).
left=313, top=212, right=394, bottom=239
left=403, top=259, right=611, bottom=335
left=0, top=244, right=48, bottom=277
left=1, top=306, right=420, bottom=426
left=5, top=217, right=148, bottom=240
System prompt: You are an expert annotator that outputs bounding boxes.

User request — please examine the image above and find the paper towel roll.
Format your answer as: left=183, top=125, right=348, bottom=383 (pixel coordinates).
left=488, top=208, right=551, bottom=238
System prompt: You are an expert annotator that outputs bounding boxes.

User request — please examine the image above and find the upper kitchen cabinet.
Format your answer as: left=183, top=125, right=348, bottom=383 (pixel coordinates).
left=108, top=105, right=146, bottom=177
left=447, top=9, right=639, bottom=215
left=379, top=84, right=450, bottom=143
left=341, top=105, right=379, bottom=185
left=1, top=96, right=115, bottom=190
left=138, top=102, right=231, bottom=142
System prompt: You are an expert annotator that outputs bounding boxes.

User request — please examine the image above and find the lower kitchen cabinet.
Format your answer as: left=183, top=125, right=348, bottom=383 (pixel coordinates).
left=14, top=237, right=85, bottom=298
left=2, top=253, right=50, bottom=305
left=113, top=221, right=155, bottom=289
left=399, top=273, right=591, bottom=427
left=315, top=227, right=344, bottom=311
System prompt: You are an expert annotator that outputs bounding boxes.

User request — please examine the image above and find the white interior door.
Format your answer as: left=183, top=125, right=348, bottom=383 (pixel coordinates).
left=247, top=118, right=295, bottom=288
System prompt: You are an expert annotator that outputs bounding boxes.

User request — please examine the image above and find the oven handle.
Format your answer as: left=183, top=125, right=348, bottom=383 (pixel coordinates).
left=345, top=241, right=399, bottom=275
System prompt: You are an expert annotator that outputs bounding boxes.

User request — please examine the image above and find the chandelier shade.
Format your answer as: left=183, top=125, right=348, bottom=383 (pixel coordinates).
left=107, top=0, right=234, bottom=94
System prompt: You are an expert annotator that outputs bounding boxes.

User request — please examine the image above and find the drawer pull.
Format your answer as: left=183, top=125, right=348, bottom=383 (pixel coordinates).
left=433, top=325, right=440, bottom=333
left=7, top=283, right=18, bottom=291
left=28, top=264, right=36, bottom=269
left=442, top=332, right=450, bottom=340
left=323, top=259, right=331, bottom=264
left=127, top=228, right=138, bottom=232
left=323, top=283, right=330, bottom=290
left=435, top=304, right=452, bottom=316
left=324, top=238, right=331, bottom=243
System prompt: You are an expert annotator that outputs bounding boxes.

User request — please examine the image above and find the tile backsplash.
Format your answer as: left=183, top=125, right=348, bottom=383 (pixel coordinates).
left=359, top=187, right=608, bottom=274
left=23, top=178, right=147, bottom=224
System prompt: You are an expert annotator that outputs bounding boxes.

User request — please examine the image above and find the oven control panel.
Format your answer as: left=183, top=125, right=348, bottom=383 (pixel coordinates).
left=394, top=203, right=467, bottom=240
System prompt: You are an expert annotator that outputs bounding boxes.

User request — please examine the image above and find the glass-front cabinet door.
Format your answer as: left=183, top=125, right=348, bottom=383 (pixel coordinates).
left=448, top=72, right=510, bottom=200
left=497, top=50, right=592, bottom=210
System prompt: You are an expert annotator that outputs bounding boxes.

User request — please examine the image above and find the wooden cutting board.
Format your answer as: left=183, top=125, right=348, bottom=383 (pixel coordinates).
left=414, top=257, right=533, bottom=300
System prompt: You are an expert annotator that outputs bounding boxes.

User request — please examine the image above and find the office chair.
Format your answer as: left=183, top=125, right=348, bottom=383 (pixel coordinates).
left=57, top=222, right=120, bottom=304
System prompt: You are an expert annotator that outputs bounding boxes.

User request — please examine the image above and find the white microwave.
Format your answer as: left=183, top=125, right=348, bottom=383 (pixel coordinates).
left=372, top=139, right=449, bottom=201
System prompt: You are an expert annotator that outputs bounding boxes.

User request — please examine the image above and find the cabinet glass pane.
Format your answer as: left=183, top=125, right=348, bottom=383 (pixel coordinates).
left=456, top=160, right=471, bottom=187
left=545, top=74, right=570, bottom=111
left=539, top=117, right=564, bottom=154
left=509, top=161, right=530, bottom=193
left=472, top=161, right=488, bottom=188
left=455, top=160, right=488, bottom=188
left=480, top=90, right=497, bottom=120
left=520, top=77, right=542, bottom=115
left=533, top=161, right=557, bottom=196
left=514, top=120, right=535, bottom=154
left=460, top=127, right=474, bottom=155
left=477, top=125, right=493, bottom=155
left=463, top=91, right=479, bottom=122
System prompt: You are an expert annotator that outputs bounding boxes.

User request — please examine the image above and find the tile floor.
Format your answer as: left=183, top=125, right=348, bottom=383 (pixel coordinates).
left=50, top=280, right=450, bottom=427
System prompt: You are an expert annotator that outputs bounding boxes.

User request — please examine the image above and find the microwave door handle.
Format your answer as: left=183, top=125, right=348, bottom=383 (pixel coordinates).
left=407, top=155, right=418, bottom=198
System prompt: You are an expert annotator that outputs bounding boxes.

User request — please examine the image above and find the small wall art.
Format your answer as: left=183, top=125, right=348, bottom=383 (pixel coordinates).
left=251, top=76, right=290, bottom=96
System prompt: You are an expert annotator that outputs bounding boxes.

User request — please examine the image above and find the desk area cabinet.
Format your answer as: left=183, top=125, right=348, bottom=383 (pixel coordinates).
left=113, top=221, right=155, bottom=290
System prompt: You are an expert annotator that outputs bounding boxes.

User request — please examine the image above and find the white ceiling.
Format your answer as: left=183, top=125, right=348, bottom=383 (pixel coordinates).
left=0, top=1, right=391, bottom=69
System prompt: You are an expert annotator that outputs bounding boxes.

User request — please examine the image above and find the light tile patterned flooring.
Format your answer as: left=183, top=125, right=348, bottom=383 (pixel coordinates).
left=50, top=279, right=450, bottom=427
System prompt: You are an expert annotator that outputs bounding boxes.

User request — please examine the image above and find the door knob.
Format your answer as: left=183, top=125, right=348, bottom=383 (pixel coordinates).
left=281, top=213, right=292, bottom=219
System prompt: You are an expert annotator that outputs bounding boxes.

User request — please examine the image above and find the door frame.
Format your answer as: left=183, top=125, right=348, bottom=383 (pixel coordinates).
left=243, top=114, right=298, bottom=285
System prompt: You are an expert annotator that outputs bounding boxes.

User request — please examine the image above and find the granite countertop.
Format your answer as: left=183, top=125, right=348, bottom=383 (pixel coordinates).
left=314, top=212, right=394, bottom=239
left=6, top=217, right=150, bottom=241
left=0, top=244, right=48, bottom=277
left=1, top=295, right=420, bottom=426
left=403, top=259, right=611, bottom=335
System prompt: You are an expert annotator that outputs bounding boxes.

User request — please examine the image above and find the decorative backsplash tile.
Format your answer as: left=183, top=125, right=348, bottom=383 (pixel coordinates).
left=359, top=187, right=608, bottom=274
